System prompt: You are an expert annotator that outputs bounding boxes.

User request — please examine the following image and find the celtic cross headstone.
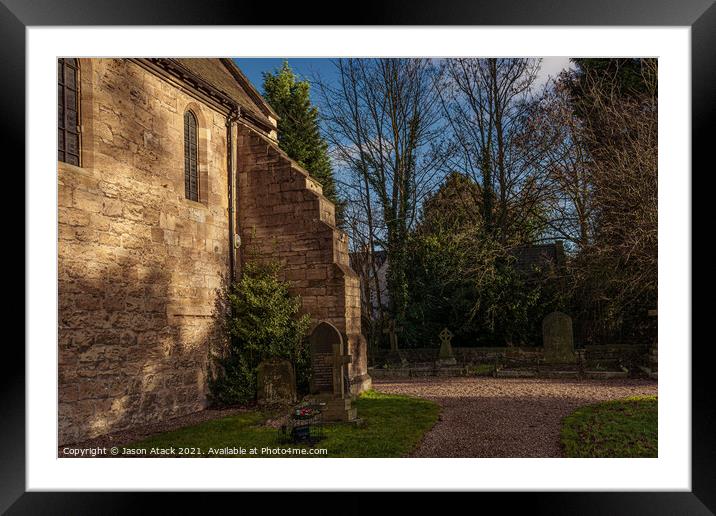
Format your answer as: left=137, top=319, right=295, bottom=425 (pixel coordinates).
left=437, top=327, right=457, bottom=366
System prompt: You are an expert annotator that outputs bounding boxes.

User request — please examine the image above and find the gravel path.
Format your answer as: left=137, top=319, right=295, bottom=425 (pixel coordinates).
left=374, top=377, right=657, bottom=457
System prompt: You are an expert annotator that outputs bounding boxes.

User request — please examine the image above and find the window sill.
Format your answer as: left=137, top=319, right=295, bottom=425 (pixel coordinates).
left=57, top=161, right=84, bottom=174
left=181, top=197, right=209, bottom=210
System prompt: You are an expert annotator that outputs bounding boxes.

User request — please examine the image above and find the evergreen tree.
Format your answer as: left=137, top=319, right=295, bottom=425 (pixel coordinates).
left=564, top=58, right=657, bottom=150
left=569, top=58, right=656, bottom=101
left=405, top=173, right=562, bottom=348
left=262, top=61, right=343, bottom=224
left=209, top=261, right=311, bottom=405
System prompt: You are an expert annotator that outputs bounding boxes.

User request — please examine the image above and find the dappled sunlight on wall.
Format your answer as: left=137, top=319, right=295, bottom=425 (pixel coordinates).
left=58, top=58, right=230, bottom=445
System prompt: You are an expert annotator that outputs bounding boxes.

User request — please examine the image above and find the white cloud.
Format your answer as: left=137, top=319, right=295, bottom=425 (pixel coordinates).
left=534, top=56, right=574, bottom=88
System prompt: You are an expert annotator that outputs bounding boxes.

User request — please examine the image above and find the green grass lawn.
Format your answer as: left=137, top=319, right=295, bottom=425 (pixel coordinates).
left=561, top=395, right=657, bottom=458
left=120, top=391, right=439, bottom=458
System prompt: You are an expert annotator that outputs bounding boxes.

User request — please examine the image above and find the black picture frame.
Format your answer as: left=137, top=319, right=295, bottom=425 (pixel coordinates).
left=5, top=0, right=709, bottom=513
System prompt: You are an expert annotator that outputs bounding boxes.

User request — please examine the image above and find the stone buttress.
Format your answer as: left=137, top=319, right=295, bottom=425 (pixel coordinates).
left=236, top=125, right=371, bottom=395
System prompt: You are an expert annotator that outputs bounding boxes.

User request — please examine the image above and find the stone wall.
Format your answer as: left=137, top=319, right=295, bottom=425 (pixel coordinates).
left=236, top=126, right=371, bottom=394
left=583, top=344, right=648, bottom=368
left=372, top=347, right=544, bottom=365
left=371, top=345, right=649, bottom=369
left=58, top=59, right=232, bottom=445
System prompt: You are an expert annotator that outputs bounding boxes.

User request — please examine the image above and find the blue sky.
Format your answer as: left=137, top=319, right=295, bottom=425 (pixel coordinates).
left=233, top=58, right=338, bottom=104
left=233, top=57, right=573, bottom=102
left=233, top=57, right=575, bottom=219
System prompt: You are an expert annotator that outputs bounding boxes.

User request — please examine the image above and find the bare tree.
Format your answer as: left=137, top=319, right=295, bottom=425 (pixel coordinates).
left=520, top=79, right=595, bottom=249
left=438, top=58, right=546, bottom=243
left=582, top=59, right=658, bottom=304
left=317, top=58, right=447, bottom=326
left=561, top=58, right=658, bottom=343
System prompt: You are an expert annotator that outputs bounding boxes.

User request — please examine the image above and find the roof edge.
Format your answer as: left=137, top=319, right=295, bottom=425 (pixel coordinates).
left=220, top=58, right=280, bottom=121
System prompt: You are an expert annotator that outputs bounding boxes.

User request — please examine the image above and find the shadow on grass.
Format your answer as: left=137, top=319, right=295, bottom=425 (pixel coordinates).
left=119, top=391, right=440, bottom=458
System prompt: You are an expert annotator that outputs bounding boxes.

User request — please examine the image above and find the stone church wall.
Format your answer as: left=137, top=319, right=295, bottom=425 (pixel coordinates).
left=236, top=126, right=371, bottom=394
left=58, top=59, right=232, bottom=445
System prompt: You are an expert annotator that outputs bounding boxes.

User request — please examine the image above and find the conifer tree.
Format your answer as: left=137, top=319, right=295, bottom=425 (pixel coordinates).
left=262, top=61, right=343, bottom=224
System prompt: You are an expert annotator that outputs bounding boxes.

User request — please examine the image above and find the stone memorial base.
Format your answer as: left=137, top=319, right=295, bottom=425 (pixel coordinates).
left=349, top=373, right=373, bottom=396
left=542, top=352, right=576, bottom=365
left=436, top=357, right=457, bottom=367
left=313, top=395, right=358, bottom=422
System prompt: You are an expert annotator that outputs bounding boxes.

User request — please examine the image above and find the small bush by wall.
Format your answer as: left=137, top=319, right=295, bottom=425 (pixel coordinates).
left=209, top=261, right=311, bottom=405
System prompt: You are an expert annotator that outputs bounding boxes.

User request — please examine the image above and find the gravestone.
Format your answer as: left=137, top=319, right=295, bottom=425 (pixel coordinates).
left=436, top=327, right=457, bottom=366
left=309, top=321, right=358, bottom=422
left=383, top=319, right=402, bottom=352
left=542, top=311, right=575, bottom=363
left=382, top=319, right=407, bottom=367
left=257, top=359, right=296, bottom=406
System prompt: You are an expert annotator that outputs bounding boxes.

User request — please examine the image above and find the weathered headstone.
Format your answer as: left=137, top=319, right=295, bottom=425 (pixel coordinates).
left=257, top=359, right=296, bottom=406
left=542, top=311, right=575, bottom=363
left=436, top=327, right=457, bottom=366
left=383, top=319, right=402, bottom=352
left=309, top=321, right=358, bottom=422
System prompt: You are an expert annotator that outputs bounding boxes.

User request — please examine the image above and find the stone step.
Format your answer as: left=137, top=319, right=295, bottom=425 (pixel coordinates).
left=368, top=368, right=410, bottom=379
left=539, top=363, right=581, bottom=371
left=539, top=370, right=580, bottom=379
left=410, top=368, right=436, bottom=377
left=495, top=369, right=538, bottom=378
left=368, top=366, right=469, bottom=378
left=435, top=367, right=467, bottom=377
left=584, top=370, right=628, bottom=379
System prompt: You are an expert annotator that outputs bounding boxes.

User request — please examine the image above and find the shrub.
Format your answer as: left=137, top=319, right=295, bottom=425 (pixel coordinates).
left=402, top=172, right=564, bottom=348
left=209, top=261, right=311, bottom=405
left=404, top=226, right=564, bottom=348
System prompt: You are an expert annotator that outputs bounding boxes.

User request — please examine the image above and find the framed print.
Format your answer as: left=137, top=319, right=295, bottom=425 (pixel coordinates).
left=6, top=0, right=712, bottom=512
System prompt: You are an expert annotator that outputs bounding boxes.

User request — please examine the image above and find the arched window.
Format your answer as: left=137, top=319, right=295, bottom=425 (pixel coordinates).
left=58, top=58, right=80, bottom=165
left=184, top=110, right=199, bottom=202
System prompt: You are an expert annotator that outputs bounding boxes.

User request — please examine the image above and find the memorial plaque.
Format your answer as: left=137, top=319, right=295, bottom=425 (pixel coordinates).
left=308, top=321, right=357, bottom=420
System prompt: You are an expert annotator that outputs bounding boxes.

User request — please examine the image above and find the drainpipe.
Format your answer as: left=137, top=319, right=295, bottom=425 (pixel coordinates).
left=226, top=106, right=240, bottom=282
